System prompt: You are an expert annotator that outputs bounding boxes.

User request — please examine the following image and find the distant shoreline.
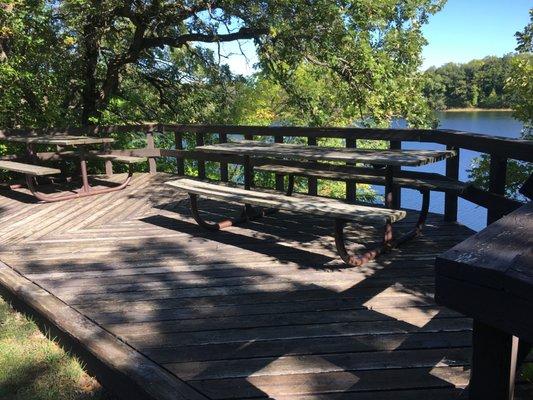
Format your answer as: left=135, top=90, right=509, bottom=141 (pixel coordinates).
left=442, top=108, right=514, bottom=112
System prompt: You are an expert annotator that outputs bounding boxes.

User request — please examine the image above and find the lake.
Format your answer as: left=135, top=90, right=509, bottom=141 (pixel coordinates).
left=395, top=111, right=524, bottom=231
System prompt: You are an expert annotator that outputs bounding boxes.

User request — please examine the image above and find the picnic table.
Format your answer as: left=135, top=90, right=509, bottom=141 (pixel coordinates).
left=1, top=135, right=144, bottom=202
left=167, top=140, right=456, bottom=266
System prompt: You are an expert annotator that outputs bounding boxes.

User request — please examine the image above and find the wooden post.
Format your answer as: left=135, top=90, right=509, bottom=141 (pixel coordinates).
left=444, top=145, right=459, bottom=222
left=219, top=133, right=228, bottom=182
left=275, top=135, right=285, bottom=191
left=103, top=142, right=113, bottom=176
left=174, top=131, right=185, bottom=176
left=487, top=155, right=507, bottom=224
left=196, top=132, right=205, bottom=180
left=307, top=136, right=318, bottom=196
left=244, top=133, right=253, bottom=141
left=389, top=140, right=401, bottom=209
left=469, top=320, right=518, bottom=400
left=346, top=137, right=356, bottom=202
left=145, top=130, right=157, bottom=174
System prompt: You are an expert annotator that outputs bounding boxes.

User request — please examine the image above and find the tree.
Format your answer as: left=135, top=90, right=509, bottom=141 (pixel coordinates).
left=515, top=8, right=533, bottom=53
left=469, top=9, right=533, bottom=199
left=0, top=0, right=445, bottom=128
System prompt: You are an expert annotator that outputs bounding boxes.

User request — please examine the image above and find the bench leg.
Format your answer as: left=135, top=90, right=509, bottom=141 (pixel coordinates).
left=189, top=193, right=279, bottom=231
left=335, top=188, right=429, bottom=267
left=25, top=167, right=133, bottom=202
left=469, top=320, right=518, bottom=400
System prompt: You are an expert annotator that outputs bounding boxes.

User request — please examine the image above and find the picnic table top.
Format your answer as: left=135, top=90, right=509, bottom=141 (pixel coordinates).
left=196, top=140, right=456, bottom=166
left=2, top=135, right=114, bottom=146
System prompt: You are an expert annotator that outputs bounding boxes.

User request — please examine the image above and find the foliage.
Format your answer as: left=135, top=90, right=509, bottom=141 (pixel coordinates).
left=258, top=0, right=445, bottom=128
left=0, top=1, right=78, bottom=127
left=0, top=0, right=443, bottom=130
left=468, top=9, right=533, bottom=199
left=422, top=55, right=522, bottom=110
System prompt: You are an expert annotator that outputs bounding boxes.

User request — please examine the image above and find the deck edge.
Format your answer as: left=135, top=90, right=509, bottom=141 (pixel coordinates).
left=0, top=261, right=209, bottom=400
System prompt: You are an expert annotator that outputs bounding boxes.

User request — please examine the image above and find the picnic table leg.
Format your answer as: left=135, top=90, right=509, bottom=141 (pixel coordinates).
left=469, top=320, right=518, bottom=400
left=335, top=168, right=430, bottom=267
left=80, top=157, right=90, bottom=193
left=384, top=165, right=394, bottom=209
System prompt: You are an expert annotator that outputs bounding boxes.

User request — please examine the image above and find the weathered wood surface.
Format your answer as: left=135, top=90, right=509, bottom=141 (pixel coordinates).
left=166, top=178, right=407, bottom=224
left=92, top=153, right=146, bottom=164
left=255, top=163, right=469, bottom=193
left=1, top=173, right=532, bottom=399
left=435, top=203, right=533, bottom=400
left=0, top=160, right=61, bottom=176
left=436, top=202, right=533, bottom=292
left=196, top=141, right=456, bottom=167
left=3, top=135, right=114, bottom=146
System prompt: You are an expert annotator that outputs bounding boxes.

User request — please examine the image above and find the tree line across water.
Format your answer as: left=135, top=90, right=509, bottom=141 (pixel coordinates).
left=422, top=54, right=532, bottom=111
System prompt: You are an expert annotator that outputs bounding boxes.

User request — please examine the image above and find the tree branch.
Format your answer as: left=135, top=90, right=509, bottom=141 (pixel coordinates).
left=142, top=27, right=269, bottom=49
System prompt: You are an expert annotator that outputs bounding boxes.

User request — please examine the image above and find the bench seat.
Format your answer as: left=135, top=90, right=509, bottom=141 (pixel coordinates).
left=91, top=154, right=146, bottom=164
left=166, top=178, right=406, bottom=224
left=255, top=163, right=469, bottom=193
left=0, top=160, right=60, bottom=176
left=57, top=151, right=145, bottom=164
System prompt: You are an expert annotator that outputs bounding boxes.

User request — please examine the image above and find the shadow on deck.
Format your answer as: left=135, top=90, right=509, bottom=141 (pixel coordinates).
left=0, top=173, right=531, bottom=400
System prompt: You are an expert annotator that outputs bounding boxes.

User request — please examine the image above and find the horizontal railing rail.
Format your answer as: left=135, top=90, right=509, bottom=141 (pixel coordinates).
left=1, top=123, right=531, bottom=226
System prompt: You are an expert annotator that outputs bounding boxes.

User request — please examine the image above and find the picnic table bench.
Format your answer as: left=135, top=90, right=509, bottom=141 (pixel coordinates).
left=167, top=178, right=409, bottom=266
left=255, top=162, right=470, bottom=194
left=0, top=160, right=61, bottom=177
left=0, top=135, right=146, bottom=202
left=165, top=140, right=459, bottom=266
left=435, top=201, right=533, bottom=400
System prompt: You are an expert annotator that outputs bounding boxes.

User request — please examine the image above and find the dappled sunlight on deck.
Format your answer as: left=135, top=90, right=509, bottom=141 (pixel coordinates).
left=2, top=172, right=531, bottom=399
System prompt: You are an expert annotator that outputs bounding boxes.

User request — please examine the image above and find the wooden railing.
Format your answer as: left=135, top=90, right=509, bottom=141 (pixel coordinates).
left=1, top=124, right=532, bottom=226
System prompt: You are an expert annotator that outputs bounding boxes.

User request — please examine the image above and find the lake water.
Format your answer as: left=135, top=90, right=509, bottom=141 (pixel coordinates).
left=393, top=111, right=524, bottom=231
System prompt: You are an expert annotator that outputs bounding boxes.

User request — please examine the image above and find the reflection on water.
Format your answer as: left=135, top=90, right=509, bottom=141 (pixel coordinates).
left=395, top=111, right=523, bottom=231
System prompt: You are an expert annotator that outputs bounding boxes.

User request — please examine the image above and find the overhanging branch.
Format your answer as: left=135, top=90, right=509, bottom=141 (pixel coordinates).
left=142, top=27, right=269, bottom=49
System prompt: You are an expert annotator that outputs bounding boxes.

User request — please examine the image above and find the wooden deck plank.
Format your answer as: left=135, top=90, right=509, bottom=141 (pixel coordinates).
left=0, top=173, right=530, bottom=400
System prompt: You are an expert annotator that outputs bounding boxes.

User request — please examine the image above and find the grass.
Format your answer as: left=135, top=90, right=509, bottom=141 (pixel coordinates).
left=0, top=296, right=115, bottom=400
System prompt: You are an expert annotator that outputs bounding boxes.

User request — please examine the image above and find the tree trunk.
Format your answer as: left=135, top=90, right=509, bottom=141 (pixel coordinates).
left=80, top=13, right=101, bottom=126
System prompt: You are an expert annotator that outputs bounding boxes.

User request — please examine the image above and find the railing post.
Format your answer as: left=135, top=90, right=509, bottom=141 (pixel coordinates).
left=346, top=137, right=356, bottom=202
left=389, top=140, right=401, bottom=209
left=219, top=132, right=228, bottom=182
left=196, top=132, right=206, bottom=180
left=487, top=155, right=507, bottom=224
left=275, top=135, right=285, bottom=191
left=307, top=136, right=318, bottom=196
left=146, top=129, right=157, bottom=174
left=174, top=131, right=185, bottom=176
left=444, top=145, right=459, bottom=222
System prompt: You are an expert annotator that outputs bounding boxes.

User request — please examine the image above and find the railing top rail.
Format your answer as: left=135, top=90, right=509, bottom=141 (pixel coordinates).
left=1, top=123, right=531, bottom=162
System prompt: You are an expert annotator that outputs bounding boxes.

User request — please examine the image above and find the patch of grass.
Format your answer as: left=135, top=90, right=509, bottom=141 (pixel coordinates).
left=0, top=297, right=115, bottom=400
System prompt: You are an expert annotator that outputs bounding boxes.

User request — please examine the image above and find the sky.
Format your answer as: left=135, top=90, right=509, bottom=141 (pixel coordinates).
left=206, top=0, right=532, bottom=75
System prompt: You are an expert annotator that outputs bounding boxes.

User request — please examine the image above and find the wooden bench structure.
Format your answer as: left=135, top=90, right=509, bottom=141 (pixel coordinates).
left=435, top=202, right=533, bottom=400
left=0, top=143, right=145, bottom=202
left=0, top=160, right=61, bottom=177
left=255, top=162, right=470, bottom=194
left=167, top=178, right=430, bottom=267
left=57, top=150, right=146, bottom=165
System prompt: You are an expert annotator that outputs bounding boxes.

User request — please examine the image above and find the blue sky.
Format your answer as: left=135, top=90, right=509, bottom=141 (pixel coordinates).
left=206, top=0, right=532, bottom=75
left=421, top=0, right=531, bottom=69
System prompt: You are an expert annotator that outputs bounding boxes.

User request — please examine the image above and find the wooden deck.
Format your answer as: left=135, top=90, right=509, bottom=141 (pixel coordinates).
left=0, top=173, right=531, bottom=400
